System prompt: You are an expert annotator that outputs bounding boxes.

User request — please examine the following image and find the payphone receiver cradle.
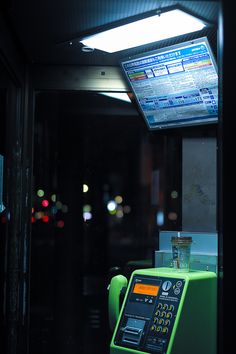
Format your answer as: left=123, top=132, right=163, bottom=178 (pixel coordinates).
left=110, top=267, right=216, bottom=354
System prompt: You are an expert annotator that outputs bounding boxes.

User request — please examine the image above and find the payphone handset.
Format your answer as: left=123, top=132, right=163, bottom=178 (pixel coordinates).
left=110, top=267, right=216, bottom=354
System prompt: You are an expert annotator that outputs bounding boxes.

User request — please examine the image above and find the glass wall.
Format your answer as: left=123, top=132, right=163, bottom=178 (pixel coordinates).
left=30, top=90, right=217, bottom=354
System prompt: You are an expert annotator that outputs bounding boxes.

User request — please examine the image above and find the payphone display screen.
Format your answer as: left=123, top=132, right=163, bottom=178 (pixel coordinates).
left=114, top=275, right=185, bottom=354
left=133, top=283, right=160, bottom=296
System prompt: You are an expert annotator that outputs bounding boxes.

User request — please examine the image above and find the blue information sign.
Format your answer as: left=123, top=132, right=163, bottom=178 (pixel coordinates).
left=121, top=37, right=218, bottom=130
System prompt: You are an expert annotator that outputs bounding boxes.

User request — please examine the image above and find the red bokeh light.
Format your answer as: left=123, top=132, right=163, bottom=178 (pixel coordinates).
left=56, top=220, right=65, bottom=228
left=41, top=199, right=49, bottom=207
left=42, top=215, right=49, bottom=223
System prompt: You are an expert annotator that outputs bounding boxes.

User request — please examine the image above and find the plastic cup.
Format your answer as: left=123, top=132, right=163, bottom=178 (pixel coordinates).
left=171, top=236, right=192, bottom=272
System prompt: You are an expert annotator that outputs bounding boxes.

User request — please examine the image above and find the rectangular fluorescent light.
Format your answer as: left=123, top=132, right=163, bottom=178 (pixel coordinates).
left=80, top=9, right=206, bottom=53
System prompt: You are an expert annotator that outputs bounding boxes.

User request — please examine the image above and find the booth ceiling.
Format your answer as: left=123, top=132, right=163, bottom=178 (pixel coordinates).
left=3, top=0, right=219, bottom=66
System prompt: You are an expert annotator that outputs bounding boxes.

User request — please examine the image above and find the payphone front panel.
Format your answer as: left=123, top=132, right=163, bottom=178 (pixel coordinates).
left=114, top=274, right=184, bottom=353
left=110, top=268, right=216, bottom=354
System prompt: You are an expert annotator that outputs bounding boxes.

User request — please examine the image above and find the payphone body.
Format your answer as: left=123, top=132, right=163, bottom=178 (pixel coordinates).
left=110, top=267, right=216, bottom=354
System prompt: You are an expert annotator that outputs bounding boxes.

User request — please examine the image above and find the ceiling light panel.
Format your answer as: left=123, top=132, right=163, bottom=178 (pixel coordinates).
left=80, top=9, right=206, bottom=53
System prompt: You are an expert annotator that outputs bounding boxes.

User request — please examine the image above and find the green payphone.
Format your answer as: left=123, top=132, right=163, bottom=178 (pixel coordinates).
left=110, top=267, right=216, bottom=354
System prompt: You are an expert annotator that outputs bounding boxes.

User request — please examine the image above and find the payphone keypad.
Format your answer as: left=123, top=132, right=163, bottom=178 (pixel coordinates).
left=114, top=275, right=185, bottom=354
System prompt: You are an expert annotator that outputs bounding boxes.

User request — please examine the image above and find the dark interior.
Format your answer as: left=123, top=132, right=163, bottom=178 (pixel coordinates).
left=0, top=1, right=233, bottom=354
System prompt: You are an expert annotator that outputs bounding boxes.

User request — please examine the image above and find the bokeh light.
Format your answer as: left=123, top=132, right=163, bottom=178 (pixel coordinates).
left=83, top=184, right=89, bottom=193
left=42, top=215, right=49, bottom=223
left=41, top=199, right=49, bottom=207
left=123, top=205, right=131, bottom=214
left=107, top=200, right=117, bottom=212
left=168, top=212, right=178, bottom=221
left=56, top=201, right=62, bottom=210
left=156, top=211, right=164, bottom=226
left=115, top=195, right=123, bottom=204
left=83, top=204, right=92, bottom=212
left=57, top=220, right=65, bottom=228
left=116, top=209, right=124, bottom=218
left=37, top=189, right=44, bottom=197
left=171, top=190, right=178, bottom=199
left=83, top=211, right=92, bottom=221
left=35, top=211, right=44, bottom=219
left=51, top=194, right=56, bottom=202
